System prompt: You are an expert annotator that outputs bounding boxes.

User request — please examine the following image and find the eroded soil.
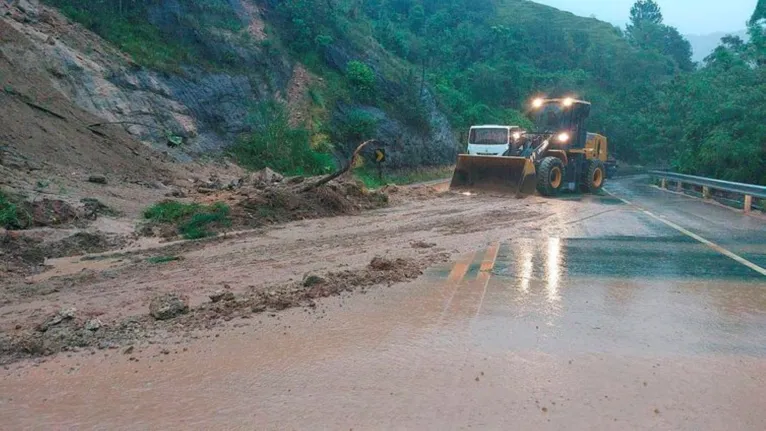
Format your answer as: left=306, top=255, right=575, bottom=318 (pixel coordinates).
left=0, top=184, right=548, bottom=364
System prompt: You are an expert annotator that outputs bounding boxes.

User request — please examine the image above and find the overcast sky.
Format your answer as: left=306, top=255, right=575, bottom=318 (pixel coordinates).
left=534, top=0, right=756, bottom=34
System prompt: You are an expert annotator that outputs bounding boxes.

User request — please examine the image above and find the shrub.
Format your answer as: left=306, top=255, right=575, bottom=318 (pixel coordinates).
left=0, top=190, right=27, bottom=230
left=143, top=201, right=202, bottom=224
left=177, top=202, right=231, bottom=239
left=336, top=109, right=379, bottom=143
left=229, top=102, right=335, bottom=176
left=144, top=201, right=231, bottom=240
left=346, top=61, right=377, bottom=101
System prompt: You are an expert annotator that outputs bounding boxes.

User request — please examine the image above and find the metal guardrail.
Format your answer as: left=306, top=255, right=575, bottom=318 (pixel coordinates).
left=650, top=171, right=766, bottom=213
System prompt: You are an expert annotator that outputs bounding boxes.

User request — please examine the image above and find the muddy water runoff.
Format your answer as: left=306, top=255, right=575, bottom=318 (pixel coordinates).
left=3, top=180, right=766, bottom=430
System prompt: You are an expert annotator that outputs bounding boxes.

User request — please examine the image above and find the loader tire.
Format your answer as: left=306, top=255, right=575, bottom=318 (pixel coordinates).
left=536, top=157, right=564, bottom=197
left=584, top=160, right=606, bottom=194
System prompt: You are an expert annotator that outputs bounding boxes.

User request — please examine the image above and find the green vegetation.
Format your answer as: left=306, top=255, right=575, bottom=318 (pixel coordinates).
left=229, top=102, right=335, bottom=176
left=143, top=201, right=204, bottom=224
left=346, top=61, right=377, bottom=101
left=147, top=255, right=182, bottom=265
left=0, top=190, right=27, bottom=230
left=278, top=0, right=766, bottom=184
left=355, top=166, right=454, bottom=189
left=41, top=0, right=766, bottom=184
left=143, top=201, right=231, bottom=240
left=642, top=20, right=766, bottom=184
left=42, top=0, right=245, bottom=71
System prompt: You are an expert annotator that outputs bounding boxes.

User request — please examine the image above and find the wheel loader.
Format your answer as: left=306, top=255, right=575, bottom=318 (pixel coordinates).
left=450, top=97, right=609, bottom=197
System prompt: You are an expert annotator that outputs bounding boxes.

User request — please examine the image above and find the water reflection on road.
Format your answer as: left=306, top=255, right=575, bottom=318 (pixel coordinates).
left=3, top=233, right=766, bottom=429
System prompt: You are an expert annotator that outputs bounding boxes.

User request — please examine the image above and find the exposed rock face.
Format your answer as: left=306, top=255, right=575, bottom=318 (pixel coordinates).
left=1, top=0, right=458, bottom=166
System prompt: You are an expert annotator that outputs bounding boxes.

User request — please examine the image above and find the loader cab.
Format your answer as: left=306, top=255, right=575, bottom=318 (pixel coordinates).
left=530, top=98, right=591, bottom=149
left=467, top=125, right=523, bottom=156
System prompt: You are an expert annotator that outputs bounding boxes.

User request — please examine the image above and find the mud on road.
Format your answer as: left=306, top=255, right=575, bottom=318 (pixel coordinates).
left=0, top=182, right=553, bottom=364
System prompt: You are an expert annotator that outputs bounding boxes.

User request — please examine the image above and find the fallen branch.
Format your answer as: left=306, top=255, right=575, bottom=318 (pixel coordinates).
left=301, top=140, right=380, bottom=193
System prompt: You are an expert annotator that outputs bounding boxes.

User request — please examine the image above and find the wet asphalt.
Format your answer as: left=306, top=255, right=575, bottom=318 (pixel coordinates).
left=2, top=176, right=766, bottom=430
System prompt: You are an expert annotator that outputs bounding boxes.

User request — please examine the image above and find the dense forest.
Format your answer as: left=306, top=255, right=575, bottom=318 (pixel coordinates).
left=41, top=0, right=766, bottom=184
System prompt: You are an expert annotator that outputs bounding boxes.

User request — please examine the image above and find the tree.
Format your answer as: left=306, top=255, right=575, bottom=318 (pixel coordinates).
left=626, top=1, right=692, bottom=71
left=751, top=0, right=766, bottom=24
left=629, top=0, right=663, bottom=27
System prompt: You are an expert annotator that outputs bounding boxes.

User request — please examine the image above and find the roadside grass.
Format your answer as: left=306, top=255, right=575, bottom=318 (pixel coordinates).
left=355, top=166, right=454, bottom=189
left=143, top=201, right=231, bottom=240
left=147, top=255, right=182, bottom=264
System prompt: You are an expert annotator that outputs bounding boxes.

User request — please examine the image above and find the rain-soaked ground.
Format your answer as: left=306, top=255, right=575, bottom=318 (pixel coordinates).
left=2, top=176, right=766, bottom=430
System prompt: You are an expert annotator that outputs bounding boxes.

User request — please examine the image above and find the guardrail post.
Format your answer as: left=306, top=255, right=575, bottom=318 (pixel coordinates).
left=744, top=195, right=753, bottom=214
left=660, top=178, right=667, bottom=189
left=676, top=181, right=683, bottom=192
left=702, top=186, right=711, bottom=199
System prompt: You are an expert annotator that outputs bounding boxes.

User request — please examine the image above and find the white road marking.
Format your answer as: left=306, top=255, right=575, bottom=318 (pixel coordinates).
left=606, top=191, right=766, bottom=277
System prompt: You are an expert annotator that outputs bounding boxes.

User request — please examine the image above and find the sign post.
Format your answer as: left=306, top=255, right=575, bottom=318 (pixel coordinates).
left=374, top=148, right=386, bottom=182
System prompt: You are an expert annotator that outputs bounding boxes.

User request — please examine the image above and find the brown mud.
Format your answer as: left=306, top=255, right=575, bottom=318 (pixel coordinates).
left=0, top=181, right=556, bottom=365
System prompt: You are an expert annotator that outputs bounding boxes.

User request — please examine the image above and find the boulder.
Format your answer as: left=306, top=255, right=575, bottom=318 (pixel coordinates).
left=209, top=290, right=235, bottom=303
left=84, top=319, right=102, bottom=331
left=149, top=293, right=189, bottom=320
left=247, top=168, right=284, bottom=185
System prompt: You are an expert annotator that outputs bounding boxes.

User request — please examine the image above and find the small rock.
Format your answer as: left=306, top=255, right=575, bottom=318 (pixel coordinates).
left=84, top=319, right=102, bottom=331
left=60, top=308, right=77, bottom=319
left=38, top=308, right=76, bottom=332
left=123, top=345, right=134, bottom=355
left=411, top=241, right=436, bottom=249
left=196, top=187, right=217, bottom=194
left=287, top=176, right=305, bottom=184
left=87, top=175, right=107, bottom=185
left=209, top=290, right=235, bottom=303
left=149, top=293, right=189, bottom=320
left=251, top=303, right=267, bottom=313
left=247, top=168, right=284, bottom=185
left=45, top=35, right=55, bottom=45
left=302, top=274, right=327, bottom=287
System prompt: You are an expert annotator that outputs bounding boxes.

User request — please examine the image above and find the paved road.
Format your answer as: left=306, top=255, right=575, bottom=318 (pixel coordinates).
left=2, top=176, right=766, bottom=430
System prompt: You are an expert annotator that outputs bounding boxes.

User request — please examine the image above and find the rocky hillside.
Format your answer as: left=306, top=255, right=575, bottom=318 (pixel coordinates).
left=2, top=0, right=722, bottom=177
left=0, top=0, right=457, bottom=172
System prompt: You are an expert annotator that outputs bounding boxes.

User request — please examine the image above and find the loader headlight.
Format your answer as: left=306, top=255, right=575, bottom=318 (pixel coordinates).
left=562, top=97, right=574, bottom=107
left=512, top=132, right=522, bottom=141
left=557, top=132, right=570, bottom=143
left=532, top=98, right=544, bottom=109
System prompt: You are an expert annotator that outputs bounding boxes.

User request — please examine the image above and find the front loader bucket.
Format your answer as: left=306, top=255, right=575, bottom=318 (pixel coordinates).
left=449, top=155, right=538, bottom=196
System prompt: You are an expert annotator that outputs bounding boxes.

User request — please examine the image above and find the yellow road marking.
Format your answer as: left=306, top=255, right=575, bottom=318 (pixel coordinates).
left=478, top=242, right=500, bottom=275
left=610, top=193, right=766, bottom=277
left=446, top=252, right=475, bottom=284
left=474, top=242, right=500, bottom=317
